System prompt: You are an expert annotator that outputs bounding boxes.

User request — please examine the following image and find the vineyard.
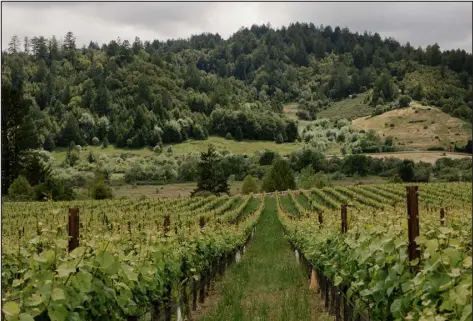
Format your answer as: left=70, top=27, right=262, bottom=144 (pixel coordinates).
left=2, top=182, right=472, bottom=320
left=278, top=182, right=472, bottom=321
left=2, top=193, right=264, bottom=320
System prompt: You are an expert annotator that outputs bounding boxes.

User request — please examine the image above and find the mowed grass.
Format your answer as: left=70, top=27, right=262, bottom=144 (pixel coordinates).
left=239, top=198, right=261, bottom=220
left=51, top=145, right=155, bottom=162
left=170, top=136, right=302, bottom=156
left=75, top=181, right=244, bottom=200
left=280, top=196, right=299, bottom=216
left=317, top=93, right=373, bottom=120
left=51, top=136, right=303, bottom=162
left=352, top=103, right=472, bottom=150
left=295, top=194, right=311, bottom=210
left=197, top=198, right=331, bottom=321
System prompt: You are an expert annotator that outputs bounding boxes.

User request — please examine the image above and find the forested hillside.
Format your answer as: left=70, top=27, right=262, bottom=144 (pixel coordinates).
left=3, top=23, right=472, bottom=150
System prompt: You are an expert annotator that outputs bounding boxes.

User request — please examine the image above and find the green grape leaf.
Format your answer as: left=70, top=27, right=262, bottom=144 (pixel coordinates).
left=51, top=288, right=66, bottom=301
left=2, top=302, right=20, bottom=319
left=462, top=256, right=472, bottom=268
left=19, top=313, right=35, bottom=321
left=390, top=298, right=403, bottom=318
left=56, top=262, right=76, bottom=278
left=48, top=304, right=68, bottom=321
left=12, top=279, right=23, bottom=287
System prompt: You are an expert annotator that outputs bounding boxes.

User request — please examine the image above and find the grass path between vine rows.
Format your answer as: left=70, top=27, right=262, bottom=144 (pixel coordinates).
left=195, top=198, right=332, bottom=321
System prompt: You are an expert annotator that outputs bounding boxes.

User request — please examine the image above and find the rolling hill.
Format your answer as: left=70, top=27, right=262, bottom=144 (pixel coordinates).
left=352, top=103, right=471, bottom=150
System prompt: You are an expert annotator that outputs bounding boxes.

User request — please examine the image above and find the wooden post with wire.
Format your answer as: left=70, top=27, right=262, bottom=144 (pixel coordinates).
left=163, top=215, right=171, bottom=234
left=341, top=204, right=348, bottom=233
left=440, top=208, right=445, bottom=226
left=68, top=208, right=79, bottom=252
left=406, top=186, right=420, bottom=266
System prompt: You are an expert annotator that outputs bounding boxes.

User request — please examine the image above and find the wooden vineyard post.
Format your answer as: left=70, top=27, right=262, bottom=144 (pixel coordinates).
left=406, top=186, right=420, bottom=267
left=199, top=216, right=206, bottom=229
left=341, top=204, right=347, bottom=233
left=164, top=287, right=172, bottom=321
left=163, top=215, right=170, bottom=234
left=192, top=280, right=197, bottom=311
left=440, top=208, right=445, bottom=226
left=318, top=211, right=323, bottom=226
left=151, top=303, right=160, bottom=321
left=68, top=208, right=79, bottom=252
left=309, top=268, right=318, bottom=291
left=199, top=275, right=205, bottom=303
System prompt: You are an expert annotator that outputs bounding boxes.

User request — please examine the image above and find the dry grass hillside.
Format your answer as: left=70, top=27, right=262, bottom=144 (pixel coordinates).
left=352, top=103, right=471, bottom=150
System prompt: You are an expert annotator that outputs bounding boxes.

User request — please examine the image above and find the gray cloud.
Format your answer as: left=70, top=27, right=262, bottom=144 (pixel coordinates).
left=2, top=2, right=471, bottom=52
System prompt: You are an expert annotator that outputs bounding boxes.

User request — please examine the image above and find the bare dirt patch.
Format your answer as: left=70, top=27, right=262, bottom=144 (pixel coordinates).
left=366, top=151, right=471, bottom=164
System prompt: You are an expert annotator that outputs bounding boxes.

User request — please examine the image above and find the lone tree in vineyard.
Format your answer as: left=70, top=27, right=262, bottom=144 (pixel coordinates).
left=191, top=144, right=229, bottom=196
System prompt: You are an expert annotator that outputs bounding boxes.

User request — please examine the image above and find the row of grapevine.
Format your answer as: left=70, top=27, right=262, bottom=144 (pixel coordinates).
left=279, top=183, right=472, bottom=320
left=1, top=195, right=265, bottom=320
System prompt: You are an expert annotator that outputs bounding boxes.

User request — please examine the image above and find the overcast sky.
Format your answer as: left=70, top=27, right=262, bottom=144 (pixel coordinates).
left=2, top=2, right=472, bottom=52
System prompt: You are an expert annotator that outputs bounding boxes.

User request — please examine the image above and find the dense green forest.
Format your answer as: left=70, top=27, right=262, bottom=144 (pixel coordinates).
left=2, top=22, right=472, bottom=194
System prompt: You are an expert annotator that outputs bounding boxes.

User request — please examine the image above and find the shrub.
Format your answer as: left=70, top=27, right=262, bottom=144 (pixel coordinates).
left=372, top=106, right=384, bottom=117
left=65, top=148, right=80, bottom=167
left=88, top=151, right=96, bottom=163
left=102, top=137, right=109, bottom=148
left=259, top=150, right=278, bottom=166
left=275, top=133, right=284, bottom=144
left=153, top=145, right=162, bottom=154
left=423, top=125, right=428, bottom=129
left=296, top=110, right=311, bottom=120
left=34, top=176, right=76, bottom=201
left=299, top=166, right=331, bottom=189
left=167, top=145, right=173, bottom=154
left=427, top=146, right=445, bottom=151
left=397, top=160, right=415, bottom=182
left=241, top=175, right=259, bottom=194
left=8, top=175, right=34, bottom=201
left=398, top=95, right=412, bottom=107
left=90, top=176, right=113, bottom=200
left=225, top=132, right=234, bottom=140
left=389, top=173, right=403, bottom=183
left=92, top=137, right=100, bottom=146
left=331, top=171, right=345, bottom=180
left=235, top=127, right=243, bottom=141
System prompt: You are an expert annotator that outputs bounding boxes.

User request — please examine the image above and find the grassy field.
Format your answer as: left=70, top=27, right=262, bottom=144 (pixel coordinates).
left=170, top=136, right=302, bottom=156
left=52, top=136, right=304, bottom=162
left=196, top=198, right=331, bottom=321
left=51, top=145, right=155, bottom=162
left=352, top=104, right=471, bottom=150
left=317, top=93, right=373, bottom=120
left=76, top=181, right=245, bottom=199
